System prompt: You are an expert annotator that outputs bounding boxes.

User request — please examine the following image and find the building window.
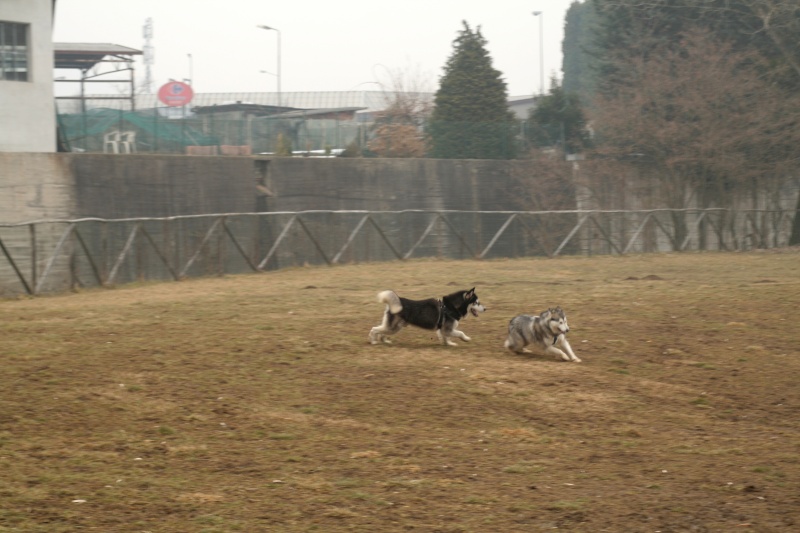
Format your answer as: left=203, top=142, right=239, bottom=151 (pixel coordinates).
left=0, top=21, right=29, bottom=81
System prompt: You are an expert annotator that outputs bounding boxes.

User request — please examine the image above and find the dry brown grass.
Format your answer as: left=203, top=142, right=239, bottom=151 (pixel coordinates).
left=1, top=251, right=799, bottom=532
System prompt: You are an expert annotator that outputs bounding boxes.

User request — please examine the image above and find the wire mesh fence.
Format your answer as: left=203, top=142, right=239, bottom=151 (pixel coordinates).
left=2, top=208, right=795, bottom=297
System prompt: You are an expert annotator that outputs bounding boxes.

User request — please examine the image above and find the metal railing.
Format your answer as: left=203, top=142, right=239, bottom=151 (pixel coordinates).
left=1, top=208, right=795, bottom=296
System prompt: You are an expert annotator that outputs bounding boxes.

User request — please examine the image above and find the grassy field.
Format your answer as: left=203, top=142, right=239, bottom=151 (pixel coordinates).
left=1, top=250, right=799, bottom=532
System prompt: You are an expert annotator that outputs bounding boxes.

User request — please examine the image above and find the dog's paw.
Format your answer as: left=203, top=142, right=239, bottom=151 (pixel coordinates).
left=446, top=340, right=458, bottom=347
left=461, top=335, right=471, bottom=342
left=572, top=357, right=582, bottom=363
left=522, top=348, right=533, bottom=354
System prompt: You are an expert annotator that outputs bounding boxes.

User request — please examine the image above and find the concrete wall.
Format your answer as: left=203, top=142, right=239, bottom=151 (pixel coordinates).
left=69, top=154, right=259, bottom=218
left=261, top=158, right=538, bottom=213
left=0, top=152, right=74, bottom=222
left=1, top=153, right=546, bottom=222
left=0, top=153, right=74, bottom=296
left=0, top=0, right=56, bottom=152
left=0, top=153, right=549, bottom=295
left=1, top=152, right=797, bottom=296
left=34, top=154, right=544, bottom=219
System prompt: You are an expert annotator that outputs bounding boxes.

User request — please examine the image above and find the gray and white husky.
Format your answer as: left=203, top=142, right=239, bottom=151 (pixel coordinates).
left=369, top=288, right=486, bottom=346
left=504, top=307, right=581, bottom=362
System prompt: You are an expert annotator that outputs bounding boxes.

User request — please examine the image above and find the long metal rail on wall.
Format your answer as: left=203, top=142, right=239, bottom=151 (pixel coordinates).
left=0, top=208, right=795, bottom=296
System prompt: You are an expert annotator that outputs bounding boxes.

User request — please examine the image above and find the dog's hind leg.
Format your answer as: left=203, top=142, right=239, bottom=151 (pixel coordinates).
left=369, top=313, right=403, bottom=344
left=557, top=336, right=581, bottom=362
left=504, top=332, right=529, bottom=354
left=368, top=325, right=383, bottom=344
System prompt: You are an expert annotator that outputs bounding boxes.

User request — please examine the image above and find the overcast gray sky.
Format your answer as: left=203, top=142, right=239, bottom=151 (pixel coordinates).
left=53, top=0, right=579, bottom=97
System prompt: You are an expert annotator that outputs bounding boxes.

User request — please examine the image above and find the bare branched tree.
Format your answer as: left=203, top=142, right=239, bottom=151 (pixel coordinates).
left=589, top=29, right=800, bottom=212
left=367, top=65, right=433, bottom=158
left=592, top=0, right=800, bottom=245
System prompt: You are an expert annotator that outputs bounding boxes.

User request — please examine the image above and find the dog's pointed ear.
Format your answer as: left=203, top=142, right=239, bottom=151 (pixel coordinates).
left=464, top=288, right=475, bottom=298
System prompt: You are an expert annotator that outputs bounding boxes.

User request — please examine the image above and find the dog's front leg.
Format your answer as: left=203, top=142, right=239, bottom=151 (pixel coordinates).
left=558, top=336, right=581, bottom=362
left=449, top=321, right=471, bottom=343
left=545, top=345, right=572, bottom=362
left=436, top=329, right=458, bottom=346
left=548, top=336, right=581, bottom=362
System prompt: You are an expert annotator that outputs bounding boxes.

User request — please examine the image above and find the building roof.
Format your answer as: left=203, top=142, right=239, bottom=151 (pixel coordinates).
left=192, top=102, right=294, bottom=116
left=269, top=107, right=366, bottom=119
left=134, top=91, right=427, bottom=114
left=54, top=43, right=142, bottom=70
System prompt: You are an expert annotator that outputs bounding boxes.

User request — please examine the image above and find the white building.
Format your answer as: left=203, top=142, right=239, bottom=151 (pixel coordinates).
left=0, top=0, right=56, bottom=152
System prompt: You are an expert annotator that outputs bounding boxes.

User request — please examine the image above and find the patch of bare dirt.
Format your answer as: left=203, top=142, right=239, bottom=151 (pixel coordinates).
left=1, top=252, right=799, bottom=532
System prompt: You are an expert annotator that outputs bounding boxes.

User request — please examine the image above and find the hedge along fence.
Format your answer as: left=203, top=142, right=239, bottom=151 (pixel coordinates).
left=0, top=208, right=795, bottom=297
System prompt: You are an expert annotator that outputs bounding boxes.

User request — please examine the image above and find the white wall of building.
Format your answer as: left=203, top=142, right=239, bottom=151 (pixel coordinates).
left=0, top=0, right=56, bottom=152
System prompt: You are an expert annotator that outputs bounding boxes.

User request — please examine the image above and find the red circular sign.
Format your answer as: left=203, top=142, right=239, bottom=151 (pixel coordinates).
left=157, top=81, right=194, bottom=107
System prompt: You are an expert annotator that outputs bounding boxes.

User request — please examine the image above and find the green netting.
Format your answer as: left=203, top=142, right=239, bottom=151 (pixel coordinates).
left=57, top=108, right=219, bottom=152
left=56, top=107, right=523, bottom=156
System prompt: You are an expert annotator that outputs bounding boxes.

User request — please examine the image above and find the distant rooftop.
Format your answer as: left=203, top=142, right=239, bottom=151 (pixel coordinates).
left=134, top=91, right=421, bottom=114
left=54, top=43, right=142, bottom=70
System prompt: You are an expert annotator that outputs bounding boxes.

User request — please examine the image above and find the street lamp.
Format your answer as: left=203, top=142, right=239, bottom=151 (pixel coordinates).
left=257, top=24, right=282, bottom=109
left=532, top=11, right=544, bottom=95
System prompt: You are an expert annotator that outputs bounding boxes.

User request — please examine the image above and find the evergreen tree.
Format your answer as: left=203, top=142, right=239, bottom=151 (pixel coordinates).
left=427, top=21, right=517, bottom=159
left=527, top=77, right=591, bottom=155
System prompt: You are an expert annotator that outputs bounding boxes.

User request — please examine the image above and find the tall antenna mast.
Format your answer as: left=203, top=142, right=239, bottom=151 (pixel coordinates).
left=142, top=18, right=155, bottom=93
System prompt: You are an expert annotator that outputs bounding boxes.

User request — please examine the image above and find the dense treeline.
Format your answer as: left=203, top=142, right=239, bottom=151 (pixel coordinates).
left=351, top=4, right=799, bottom=246
left=538, top=0, right=800, bottom=244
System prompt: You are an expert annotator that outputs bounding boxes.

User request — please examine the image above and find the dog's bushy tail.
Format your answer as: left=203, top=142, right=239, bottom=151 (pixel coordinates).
left=377, top=290, right=402, bottom=314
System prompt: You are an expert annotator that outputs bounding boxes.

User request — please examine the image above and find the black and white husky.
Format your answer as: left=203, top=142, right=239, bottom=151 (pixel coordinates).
left=504, top=307, right=581, bottom=362
left=369, top=288, right=486, bottom=346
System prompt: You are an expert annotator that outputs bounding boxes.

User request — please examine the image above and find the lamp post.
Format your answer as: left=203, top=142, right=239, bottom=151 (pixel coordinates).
left=257, top=24, right=282, bottom=109
left=187, top=53, right=193, bottom=85
left=532, top=11, right=544, bottom=95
